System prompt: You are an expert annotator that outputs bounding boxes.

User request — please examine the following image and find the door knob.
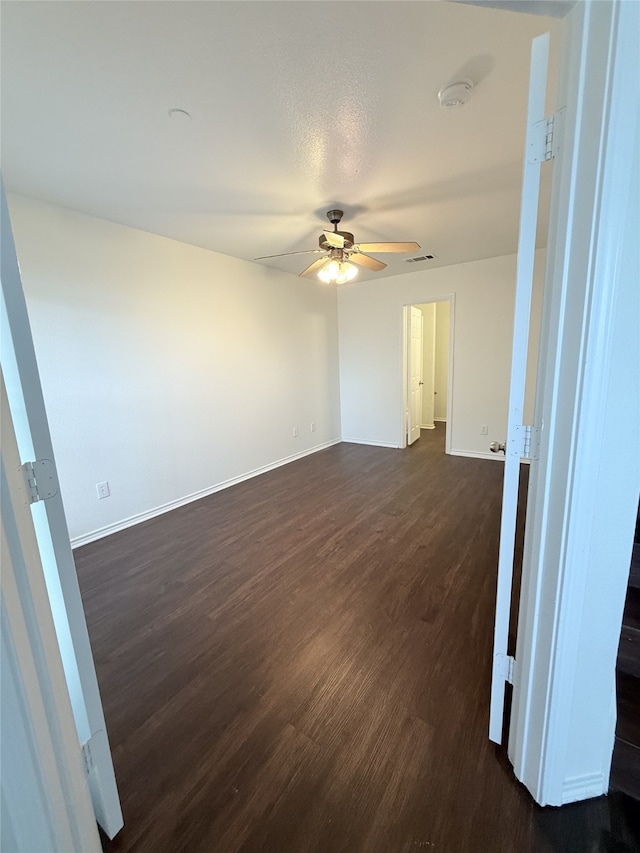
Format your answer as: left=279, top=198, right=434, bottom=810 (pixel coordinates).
left=490, top=441, right=506, bottom=454
left=419, top=381, right=424, bottom=386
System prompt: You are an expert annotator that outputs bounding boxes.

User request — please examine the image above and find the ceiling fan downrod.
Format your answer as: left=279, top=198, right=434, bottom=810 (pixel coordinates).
left=326, top=209, right=344, bottom=232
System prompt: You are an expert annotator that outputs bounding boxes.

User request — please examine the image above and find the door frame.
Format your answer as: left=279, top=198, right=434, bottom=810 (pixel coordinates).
left=1, top=371, right=102, bottom=852
left=1, top=183, right=123, bottom=836
left=400, top=294, right=455, bottom=452
left=407, top=305, right=424, bottom=446
left=508, top=0, right=638, bottom=805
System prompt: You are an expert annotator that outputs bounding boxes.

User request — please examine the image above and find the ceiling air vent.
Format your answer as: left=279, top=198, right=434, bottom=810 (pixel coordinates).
left=406, top=254, right=436, bottom=263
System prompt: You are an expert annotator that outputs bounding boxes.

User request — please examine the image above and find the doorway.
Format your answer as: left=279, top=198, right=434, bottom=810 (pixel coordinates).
left=402, top=296, right=454, bottom=453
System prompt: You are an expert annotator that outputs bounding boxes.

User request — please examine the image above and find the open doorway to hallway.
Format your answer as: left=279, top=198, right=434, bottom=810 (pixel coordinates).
left=403, top=297, right=453, bottom=453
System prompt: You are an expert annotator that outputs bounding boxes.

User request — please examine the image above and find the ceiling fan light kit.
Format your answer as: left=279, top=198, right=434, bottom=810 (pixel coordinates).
left=255, top=209, right=420, bottom=285
left=318, top=259, right=358, bottom=285
left=438, top=79, right=474, bottom=110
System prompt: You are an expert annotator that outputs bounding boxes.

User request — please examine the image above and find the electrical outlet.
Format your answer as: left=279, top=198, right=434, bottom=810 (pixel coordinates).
left=480, top=425, right=488, bottom=435
left=96, top=481, right=110, bottom=499
left=310, top=422, right=316, bottom=432
left=292, top=427, right=299, bottom=438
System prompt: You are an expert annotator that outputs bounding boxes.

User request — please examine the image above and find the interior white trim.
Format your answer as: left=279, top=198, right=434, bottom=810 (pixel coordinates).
left=508, top=0, right=638, bottom=806
left=1, top=372, right=102, bottom=853
left=561, top=773, right=608, bottom=804
left=71, top=440, right=341, bottom=548
left=342, top=438, right=400, bottom=450
left=450, top=449, right=504, bottom=462
left=434, top=417, right=447, bottom=423
left=488, top=28, right=550, bottom=746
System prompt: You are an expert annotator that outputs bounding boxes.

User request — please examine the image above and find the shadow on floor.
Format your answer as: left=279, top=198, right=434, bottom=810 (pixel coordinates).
left=535, top=791, right=640, bottom=853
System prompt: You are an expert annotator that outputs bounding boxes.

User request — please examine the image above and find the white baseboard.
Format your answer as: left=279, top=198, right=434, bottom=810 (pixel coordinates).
left=434, top=417, right=447, bottom=423
left=561, top=772, right=607, bottom=804
left=421, top=423, right=436, bottom=430
left=71, top=439, right=342, bottom=548
left=450, top=449, right=504, bottom=462
left=341, top=437, right=400, bottom=449
left=450, top=449, right=531, bottom=464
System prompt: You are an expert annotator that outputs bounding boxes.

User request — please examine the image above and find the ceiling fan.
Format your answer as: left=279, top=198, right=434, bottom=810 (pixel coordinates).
left=255, top=210, right=420, bottom=284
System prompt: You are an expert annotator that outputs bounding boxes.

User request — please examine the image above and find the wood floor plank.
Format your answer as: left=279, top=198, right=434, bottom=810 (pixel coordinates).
left=74, top=427, right=639, bottom=853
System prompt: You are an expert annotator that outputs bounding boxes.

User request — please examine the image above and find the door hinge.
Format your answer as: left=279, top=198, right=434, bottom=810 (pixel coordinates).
left=81, top=738, right=95, bottom=774
left=511, top=424, right=541, bottom=460
left=494, top=653, right=515, bottom=685
left=20, top=459, right=59, bottom=504
left=527, top=108, right=565, bottom=164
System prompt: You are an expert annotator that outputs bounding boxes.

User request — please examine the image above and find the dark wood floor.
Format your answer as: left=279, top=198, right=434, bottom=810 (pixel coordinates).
left=74, top=426, right=640, bottom=853
left=611, top=506, right=640, bottom=802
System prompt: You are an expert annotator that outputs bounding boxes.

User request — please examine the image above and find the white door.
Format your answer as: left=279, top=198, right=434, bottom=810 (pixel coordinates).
left=407, top=306, right=423, bottom=445
left=489, top=33, right=554, bottom=744
left=421, top=303, right=437, bottom=430
left=1, top=370, right=103, bottom=853
left=0, top=184, right=123, bottom=837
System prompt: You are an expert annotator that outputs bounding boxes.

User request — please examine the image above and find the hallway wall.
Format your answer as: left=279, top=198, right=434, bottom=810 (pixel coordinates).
left=338, top=250, right=545, bottom=457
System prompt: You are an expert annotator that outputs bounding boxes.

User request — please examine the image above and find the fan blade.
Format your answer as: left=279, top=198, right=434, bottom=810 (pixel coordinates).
left=355, top=242, right=421, bottom=254
left=299, top=257, right=330, bottom=278
left=349, top=252, right=387, bottom=272
left=323, top=230, right=345, bottom=249
left=255, top=249, right=323, bottom=260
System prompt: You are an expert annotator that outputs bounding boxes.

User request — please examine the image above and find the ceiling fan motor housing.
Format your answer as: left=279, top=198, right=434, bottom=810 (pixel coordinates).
left=319, top=231, right=354, bottom=250
left=321, top=210, right=354, bottom=248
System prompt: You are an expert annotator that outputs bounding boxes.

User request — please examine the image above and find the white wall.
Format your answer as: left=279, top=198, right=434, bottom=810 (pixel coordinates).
left=7, top=194, right=341, bottom=545
left=434, top=300, right=449, bottom=421
left=338, top=250, right=545, bottom=457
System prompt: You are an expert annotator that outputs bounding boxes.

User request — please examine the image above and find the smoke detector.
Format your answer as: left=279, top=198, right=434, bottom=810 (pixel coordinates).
left=438, top=80, right=474, bottom=110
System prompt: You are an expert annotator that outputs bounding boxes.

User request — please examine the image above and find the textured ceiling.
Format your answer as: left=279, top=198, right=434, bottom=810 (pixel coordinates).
left=0, top=1, right=560, bottom=281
